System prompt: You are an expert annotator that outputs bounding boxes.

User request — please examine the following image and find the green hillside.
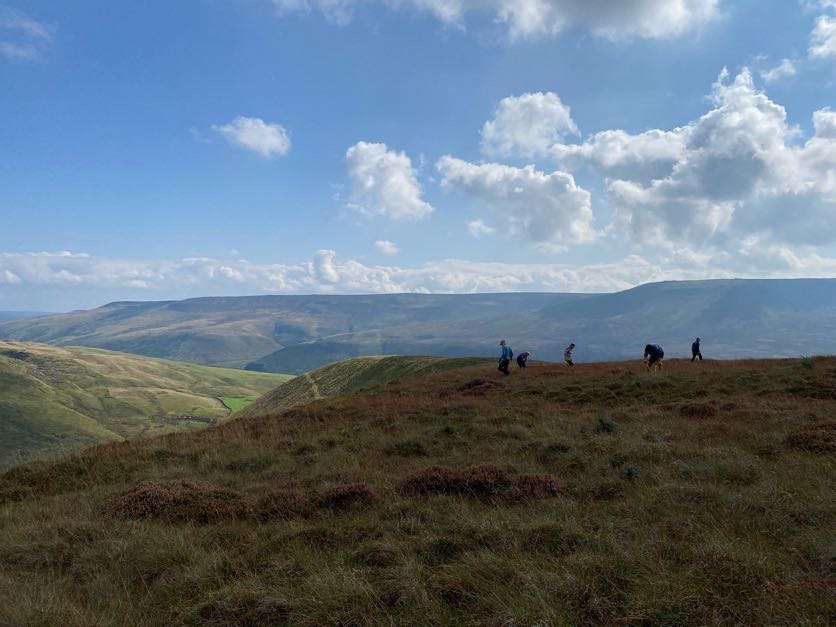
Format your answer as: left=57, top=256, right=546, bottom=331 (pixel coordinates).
left=0, top=357, right=833, bottom=624
left=0, top=341, right=291, bottom=467
left=236, top=355, right=485, bottom=417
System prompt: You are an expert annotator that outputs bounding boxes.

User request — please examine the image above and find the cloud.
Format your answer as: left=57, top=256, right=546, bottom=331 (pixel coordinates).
left=481, top=92, right=578, bottom=158
left=0, top=4, right=53, bottom=60
left=437, top=156, right=595, bottom=250
left=596, top=69, right=836, bottom=247
left=346, top=141, right=434, bottom=220
left=273, top=0, right=356, bottom=25
left=374, top=239, right=400, bottom=255
left=468, top=219, right=495, bottom=238
left=5, top=248, right=836, bottom=311
left=551, top=128, right=688, bottom=183
left=270, top=0, right=719, bottom=41
left=810, top=14, right=836, bottom=58
left=760, top=58, right=797, bottom=83
left=1, top=269, right=21, bottom=284
left=211, top=116, right=291, bottom=158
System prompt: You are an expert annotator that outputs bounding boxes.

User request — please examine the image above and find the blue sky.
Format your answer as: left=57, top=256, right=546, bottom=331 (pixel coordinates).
left=2, top=0, right=836, bottom=310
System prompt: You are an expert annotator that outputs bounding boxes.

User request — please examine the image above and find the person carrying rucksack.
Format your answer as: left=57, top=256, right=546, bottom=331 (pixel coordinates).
left=644, top=344, right=664, bottom=372
left=564, top=343, right=575, bottom=367
left=498, top=340, right=513, bottom=375
left=691, top=337, right=702, bottom=362
left=516, top=351, right=530, bottom=368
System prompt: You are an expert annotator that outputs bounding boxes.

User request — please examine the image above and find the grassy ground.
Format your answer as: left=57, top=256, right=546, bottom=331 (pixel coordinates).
left=236, top=355, right=485, bottom=418
left=0, top=341, right=292, bottom=468
left=0, top=357, right=834, bottom=625
left=219, top=396, right=261, bottom=413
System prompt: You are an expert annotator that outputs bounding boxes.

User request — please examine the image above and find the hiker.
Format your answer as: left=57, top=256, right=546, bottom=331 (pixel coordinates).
left=498, top=340, right=513, bottom=375
left=564, top=343, right=575, bottom=367
left=644, top=344, right=664, bottom=372
left=516, top=351, right=530, bottom=368
left=691, top=337, right=703, bottom=362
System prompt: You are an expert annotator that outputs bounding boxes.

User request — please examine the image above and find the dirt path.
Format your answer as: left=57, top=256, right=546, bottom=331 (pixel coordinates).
left=304, top=372, right=322, bottom=400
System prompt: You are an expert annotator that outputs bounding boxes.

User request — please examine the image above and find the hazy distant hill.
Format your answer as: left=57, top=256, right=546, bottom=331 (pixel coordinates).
left=0, top=293, right=578, bottom=369
left=1, top=280, right=835, bottom=373
left=0, top=312, right=50, bottom=322
left=250, top=279, right=836, bottom=372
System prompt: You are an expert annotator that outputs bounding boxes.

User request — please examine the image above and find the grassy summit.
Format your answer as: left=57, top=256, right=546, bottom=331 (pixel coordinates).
left=0, top=357, right=834, bottom=624
left=0, top=341, right=292, bottom=468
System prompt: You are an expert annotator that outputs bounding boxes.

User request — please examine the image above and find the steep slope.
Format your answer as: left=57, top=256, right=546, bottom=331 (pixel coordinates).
left=236, top=356, right=485, bottom=417
left=0, top=341, right=291, bottom=467
left=0, top=357, right=833, bottom=625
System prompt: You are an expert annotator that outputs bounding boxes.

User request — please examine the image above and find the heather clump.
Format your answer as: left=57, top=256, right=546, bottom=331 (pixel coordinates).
left=108, top=479, right=250, bottom=523
left=786, top=423, right=836, bottom=453
left=316, top=482, right=378, bottom=511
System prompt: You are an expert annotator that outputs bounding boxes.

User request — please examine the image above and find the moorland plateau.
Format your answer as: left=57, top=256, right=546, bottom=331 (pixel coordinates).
left=0, top=356, right=833, bottom=624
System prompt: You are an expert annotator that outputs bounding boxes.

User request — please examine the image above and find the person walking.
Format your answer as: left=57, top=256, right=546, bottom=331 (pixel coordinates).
left=691, top=337, right=703, bottom=362
left=516, top=351, right=530, bottom=368
left=564, top=343, right=575, bottom=367
left=498, top=340, right=513, bottom=375
left=644, top=344, right=664, bottom=372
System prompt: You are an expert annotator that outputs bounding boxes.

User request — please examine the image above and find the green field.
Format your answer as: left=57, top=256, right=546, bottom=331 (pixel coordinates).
left=0, top=341, right=292, bottom=467
left=219, top=395, right=261, bottom=413
left=0, top=356, right=833, bottom=624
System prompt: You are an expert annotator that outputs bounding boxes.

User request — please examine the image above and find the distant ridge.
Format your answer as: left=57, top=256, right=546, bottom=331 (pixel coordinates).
left=1, top=279, right=835, bottom=372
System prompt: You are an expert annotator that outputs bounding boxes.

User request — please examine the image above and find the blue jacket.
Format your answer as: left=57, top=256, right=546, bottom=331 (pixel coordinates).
left=500, top=345, right=513, bottom=360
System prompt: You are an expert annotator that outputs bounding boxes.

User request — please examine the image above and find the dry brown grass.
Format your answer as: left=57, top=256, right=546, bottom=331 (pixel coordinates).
left=1, top=356, right=835, bottom=625
left=786, top=422, right=836, bottom=453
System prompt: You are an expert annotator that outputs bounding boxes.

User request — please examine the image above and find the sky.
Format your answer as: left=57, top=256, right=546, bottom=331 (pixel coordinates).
left=1, top=0, right=836, bottom=311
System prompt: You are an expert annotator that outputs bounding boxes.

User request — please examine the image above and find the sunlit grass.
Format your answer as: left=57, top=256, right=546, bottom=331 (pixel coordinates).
left=0, top=356, right=833, bottom=624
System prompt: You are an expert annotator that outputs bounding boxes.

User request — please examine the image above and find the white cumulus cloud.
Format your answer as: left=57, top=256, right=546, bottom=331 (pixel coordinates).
left=481, top=92, right=578, bottom=158
left=437, top=156, right=596, bottom=250
left=374, top=239, right=400, bottom=255
left=468, top=219, right=495, bottom=238
left=810, top=14, right=836, bottom=58
left=346, top=141, right=434, bottom=220
left=600, top=68, right=836, bottom=247
left=760, top=58, right=797, bottom=83
left=551, top=128, right=688, bottom=183
left=270, top=0, right=719, bottom=41
left=212, top=116, right=291, bottom=158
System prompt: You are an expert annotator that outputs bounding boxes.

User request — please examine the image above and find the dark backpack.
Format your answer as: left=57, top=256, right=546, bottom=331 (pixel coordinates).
left=654, top=345, right=664, bottom=359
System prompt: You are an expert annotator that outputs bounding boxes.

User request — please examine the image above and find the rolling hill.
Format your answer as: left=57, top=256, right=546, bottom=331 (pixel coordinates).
left=2, top=279, right=836, bottom=373
left=0, top=293, right=573, bottom=369
left=0, top=356, right=832, bottom=624
left=0, top=312, right=50, bottom=322
left=235, top=355, right=485, bottom=418
left=0, top=341, right=291, bottom=468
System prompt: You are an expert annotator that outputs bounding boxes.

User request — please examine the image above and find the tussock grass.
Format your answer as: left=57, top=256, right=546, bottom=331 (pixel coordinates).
left=0, top=357, right=835, bottom=624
